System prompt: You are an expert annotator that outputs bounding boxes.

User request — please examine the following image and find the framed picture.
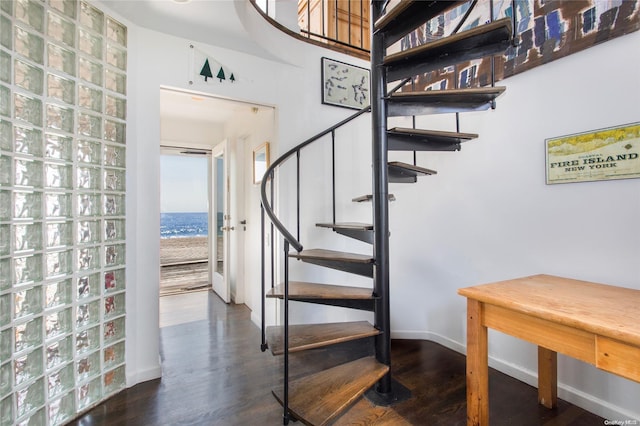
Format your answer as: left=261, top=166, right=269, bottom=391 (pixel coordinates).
left=253, top=142, right=270, bottom=184
left=545, top=122, right=640, bottom=184
left=321, top=57, right=370, bottom=110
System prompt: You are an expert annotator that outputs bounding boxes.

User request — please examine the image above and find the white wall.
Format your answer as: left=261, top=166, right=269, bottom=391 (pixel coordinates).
left=386, top=31, right=640, bottom=420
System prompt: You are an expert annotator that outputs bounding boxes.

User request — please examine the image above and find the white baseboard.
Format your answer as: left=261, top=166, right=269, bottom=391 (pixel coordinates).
left=390, top=330, right=639, bottom=422
left=250, top=310, right=261, bottom=329
left=126, top=363, right=162, bottom=388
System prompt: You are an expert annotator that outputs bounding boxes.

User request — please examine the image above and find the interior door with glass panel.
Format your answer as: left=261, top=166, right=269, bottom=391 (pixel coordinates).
left=211, top=140, right=230, bottom=302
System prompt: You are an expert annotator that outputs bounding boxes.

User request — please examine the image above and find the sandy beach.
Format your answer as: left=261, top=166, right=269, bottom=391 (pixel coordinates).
left=160, top=236, right=209, bottom=265
left=160, top=237, right=210, bottom=296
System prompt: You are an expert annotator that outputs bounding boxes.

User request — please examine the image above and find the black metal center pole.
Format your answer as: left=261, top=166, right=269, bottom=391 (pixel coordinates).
left=371, top=0, right=392, bottom=396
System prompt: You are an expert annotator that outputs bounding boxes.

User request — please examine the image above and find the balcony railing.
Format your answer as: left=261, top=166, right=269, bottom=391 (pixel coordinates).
left=252, top=0, right=370, bottom=59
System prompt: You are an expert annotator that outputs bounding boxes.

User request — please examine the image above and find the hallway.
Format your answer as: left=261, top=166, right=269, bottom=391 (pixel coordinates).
left=69, top=292, right=605, bottom=425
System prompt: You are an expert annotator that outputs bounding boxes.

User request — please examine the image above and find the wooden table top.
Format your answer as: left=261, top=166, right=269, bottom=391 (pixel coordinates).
left=458, top=274, right=640, bottom=347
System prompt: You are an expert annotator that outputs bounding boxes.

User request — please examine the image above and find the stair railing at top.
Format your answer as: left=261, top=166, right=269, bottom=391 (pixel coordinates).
left=259, top=105, right=370, bottom=424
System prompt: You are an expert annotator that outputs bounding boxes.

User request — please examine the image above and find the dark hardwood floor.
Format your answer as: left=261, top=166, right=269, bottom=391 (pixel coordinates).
left=69, top=291, right=605, bottom=425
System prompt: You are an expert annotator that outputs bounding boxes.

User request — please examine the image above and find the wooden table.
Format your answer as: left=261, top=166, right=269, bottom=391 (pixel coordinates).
left=458, top=274, right=640, bottom=426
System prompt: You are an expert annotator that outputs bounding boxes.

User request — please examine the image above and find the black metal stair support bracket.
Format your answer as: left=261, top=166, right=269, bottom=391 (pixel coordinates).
left=371, top=0, right=392, bottom=398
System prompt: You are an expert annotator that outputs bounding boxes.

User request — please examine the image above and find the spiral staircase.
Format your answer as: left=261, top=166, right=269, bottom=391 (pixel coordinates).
left=259, top=1, right=516, bottom=424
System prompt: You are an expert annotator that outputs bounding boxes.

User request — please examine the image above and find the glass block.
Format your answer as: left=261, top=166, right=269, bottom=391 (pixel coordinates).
left=0, top=292, right=9, bottom=327
left=104, top=219, right=124, bottom=241
left=77, top=274, right=100, bottom=300
left=77, top=247, right=99, bottom=271
left=104, top=244, right=124, bottom=267
left=106, top=18, right=127, bottom=47
left=0, top=0, right=12, bottom=14
left=0, top=154, right=9, bottom=186
left=45, top=336, right=72, bottom=371
left=0, top=361, right=10, bottom=398
left=14, top=26, right=44, bottom=64
left=45, top=250, right=72, bottom=278
left=14, top=347, right=43, bottom=386
left=104, top=119, right=125, bottom=144
left=105, top=69, right=126, bottom=95
left=106, top=44, right=126, bottom=71
left=14, top=125, right=43, bottom=157
left=104, top=293, right=124, bottom=319
left=79, top=2, right=104, bottom=34
left=77, top=193, right=100, bottom=217
left=77, top=139, right=101, bottom=165
left=1, top=395, right=12, bottom=426
left=47, top=73, right=75, bottom=105
left=103, top=193, right=124, bottom=216
left=78, top=56, right=102, bottom=86
left=76, top=350, right=99, bottom=382
left=44, top=162, right=73, bottom=189
left=44, top=279, right=71, bottom=310
left=78, top=85, right=102, bottom=113
left=46, top=103, right=74, bottom=133
left=1, top=16, right=12, bottom=50
left=14, top=158, right=43, bottom=188
left=0, top=119, right=11, bottom=151
left=104, top=268, right=124, bottom=293
left=0, top=52, right=9, bottom=86
left=78, top=29, right=102, bottom=60
left=47, top=43, right=75, bottom=77
left=103, top=365, right=125, bottom=395
left=77, top=220, right=100, bottom=245
left=46, top=221, right=72, bottom=248
left=45, top=192, right=72, bottom=219
left=14, top=254, right=43, bottom=285
left=0, top=85, right=9, bottom=118
left=15, top=0, right=45, bottom=33
left=14, top=59, right=44, bottom=96
left=105, top=94, right=125, bottom=120
left=44, top=133, right=72, bottom=161
left=48, top=390, right=74, bottom=425
left=104, top=169, right=124, bottom=192
left=0, top=258, right=9, bottom=291
left=0, top=190, right=9, bottom=221
left=47, top=11, right=75, bottom=48
left=1, top=328, right=11, bottom=361
left=13, top=223, right=42, bottom=253
left=104, top=144, right=124, bottom=168
left=103, top=316, right=124, bottom=344
left=76, top=166, right=100, bottom=190
left=76, top=300, right=99, bottom=329
left=47, top=363, right=73, bottom=398
left=45, top=308, right=71, bottom=341
left=14, top=285, right=42, bottom=320
left=15, top=377, right=44, bottom=418
left=75, top=326, right=99, bottom=355
left=49, top=0, right=77, bottom=19
left=14, top=191, right=42, bottom=220
left=76, top=376, right=100, bottom=410
left=0, top=224, right=7, bottom=256
left=103, top=341, right=124, bottom=368
left=77, top=112, right=101, bottom=138
left=14, top=93, right=42, bottom=127
left=14, top=316, right=42, bottom=353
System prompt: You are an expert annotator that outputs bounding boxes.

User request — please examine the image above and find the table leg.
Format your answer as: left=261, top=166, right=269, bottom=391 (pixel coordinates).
left=538, top=346, right=557, bottom=409
left=467, top=299, right=488, bottom=426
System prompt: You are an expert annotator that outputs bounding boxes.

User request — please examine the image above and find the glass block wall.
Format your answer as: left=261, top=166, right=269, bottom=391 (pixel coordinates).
left=0, top=1, right=127, bottom=424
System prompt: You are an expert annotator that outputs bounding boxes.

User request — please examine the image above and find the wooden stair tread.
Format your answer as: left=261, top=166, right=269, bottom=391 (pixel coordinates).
left=388, top=162, right=437, bottom=176
left=290, top=249, right=374, bottom=264
left=374, top=0, right=466, bottom=48
left=353, top=194, right=396, bottom=202
left=384, top=18, right=513, bottom=82
left=272, top=357, right=389, bottom=426
left=316, top=222, right=373, bottom=231
left=267, top=282, right=375, bottom=300
left=266, top=321, right=380, bottom=355
left=388, top=127, right=478, bottom=141
left=387, top=87, right=506, bottom=116
left=338, top=397, right=413, bottom=425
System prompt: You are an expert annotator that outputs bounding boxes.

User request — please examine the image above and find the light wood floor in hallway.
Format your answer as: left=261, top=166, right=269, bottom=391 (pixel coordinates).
left=69, top=290, right=605, bottom=425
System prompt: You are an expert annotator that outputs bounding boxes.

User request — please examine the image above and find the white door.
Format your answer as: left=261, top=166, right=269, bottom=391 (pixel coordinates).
left=211, top=140, right=231, bottom=302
